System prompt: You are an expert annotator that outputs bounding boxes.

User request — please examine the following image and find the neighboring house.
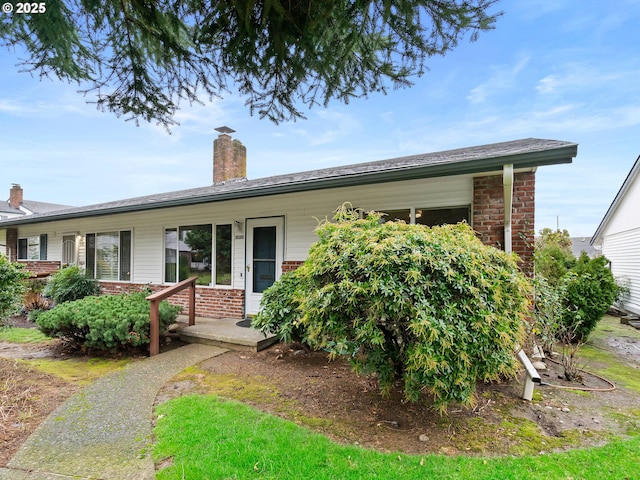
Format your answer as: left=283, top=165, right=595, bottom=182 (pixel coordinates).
left=0, top=184, right=72, bottom=260
left=570, top=237, right=598, bottom=258
left=591, top=155, right=640, bottom=315
left=0, top=134, right=577, bottom=319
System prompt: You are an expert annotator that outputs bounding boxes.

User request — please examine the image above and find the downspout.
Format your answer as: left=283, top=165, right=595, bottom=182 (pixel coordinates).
left=503, top=164, right=514, bottom=254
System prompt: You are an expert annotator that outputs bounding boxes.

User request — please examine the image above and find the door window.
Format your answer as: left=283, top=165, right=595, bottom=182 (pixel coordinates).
left=252, top=226, right=276, bottom=293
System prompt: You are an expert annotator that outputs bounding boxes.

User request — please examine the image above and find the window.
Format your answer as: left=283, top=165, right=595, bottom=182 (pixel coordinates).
left=164, top=225, right=212, bottom=285
left=415, top=207, right=470, bottom=227
left=164, top=223, right=232, bottom=286
left=215, top=224, right=232, bottom=285
left=17, top=234, right=47, bottom=260
left=380, top=209, right=411, bottom=223
left=85, top=231, right=131, bottom=281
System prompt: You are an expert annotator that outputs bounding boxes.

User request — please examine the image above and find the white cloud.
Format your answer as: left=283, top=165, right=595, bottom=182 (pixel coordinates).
left=466, top=55, right=530, bottom=104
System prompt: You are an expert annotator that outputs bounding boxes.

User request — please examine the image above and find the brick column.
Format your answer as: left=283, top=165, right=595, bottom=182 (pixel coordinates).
left=473, top=172, right=535, bottom=276
left=512, top=172, right=535, bottom=276
left=6, top=228, right=17, bottom=262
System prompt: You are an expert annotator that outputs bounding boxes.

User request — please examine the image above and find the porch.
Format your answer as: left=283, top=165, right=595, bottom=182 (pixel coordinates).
left=176, top=315, right=277, bottom=352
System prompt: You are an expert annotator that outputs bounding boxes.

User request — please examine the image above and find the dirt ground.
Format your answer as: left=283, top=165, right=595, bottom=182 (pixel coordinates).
left=3, top=314, right=640, bottom=466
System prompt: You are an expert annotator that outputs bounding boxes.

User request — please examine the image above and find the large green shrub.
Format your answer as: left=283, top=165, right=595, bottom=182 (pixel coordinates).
left=0, top=256, right=31, bottom=322
left=561, top=253, right=619, bottom=342
left=254, top=207, right=530, bottom=411
left=43, top=266, right=101, bottom=304
left=36, top=291, right=181, bottom=352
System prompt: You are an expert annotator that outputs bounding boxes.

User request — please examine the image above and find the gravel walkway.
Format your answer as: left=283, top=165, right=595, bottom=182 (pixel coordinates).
left=0, top=343, right=227, bottom=480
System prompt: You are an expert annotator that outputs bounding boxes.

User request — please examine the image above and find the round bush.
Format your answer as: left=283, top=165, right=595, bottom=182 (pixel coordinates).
left=254, top=208, right=530, bottom=411
left=36, top=291, right=181, bottom=352
left=561, top=253, right=619, bottom=342
left=43, top=266, right=100, bottom=304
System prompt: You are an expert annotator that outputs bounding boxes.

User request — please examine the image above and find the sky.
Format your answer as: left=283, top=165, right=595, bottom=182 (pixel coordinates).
left=1, top=1, right=639, bottom=238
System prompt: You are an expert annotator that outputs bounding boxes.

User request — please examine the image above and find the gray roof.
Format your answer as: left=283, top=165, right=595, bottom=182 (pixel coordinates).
left=571, top=237, right=598, bottom=258
left=0, top=199, right=73, bottom=216
left=0, top=138, right=577, bottom=227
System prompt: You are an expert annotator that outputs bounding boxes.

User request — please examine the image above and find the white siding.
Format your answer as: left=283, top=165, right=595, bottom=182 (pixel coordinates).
left=1, top=175, right=473, bottom=289
left=0, top=229, right=6, bottom=257
left=602, top=227, right=640, bottom=315
left=602, top=170, right=640, bottom=236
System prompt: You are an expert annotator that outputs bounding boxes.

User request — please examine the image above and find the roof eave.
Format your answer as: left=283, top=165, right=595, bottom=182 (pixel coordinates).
left=0, top=143, right=577, bottom=228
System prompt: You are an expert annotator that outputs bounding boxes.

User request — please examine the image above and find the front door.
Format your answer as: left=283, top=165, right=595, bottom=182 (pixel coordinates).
left=62, top=235, right=77, bottom=265
left=246, top=217, right=284, bottom=316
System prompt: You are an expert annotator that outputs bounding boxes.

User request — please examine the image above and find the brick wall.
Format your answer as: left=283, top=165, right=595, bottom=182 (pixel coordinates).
left=282, top=260, right=304, bottom=273
left=6, top=228, right=17, bottom=262
left=17, top=260, right=61, bottom=275
left=472, top=172, right=535, bottom=276
left=99, top=282, right=245, bottom=319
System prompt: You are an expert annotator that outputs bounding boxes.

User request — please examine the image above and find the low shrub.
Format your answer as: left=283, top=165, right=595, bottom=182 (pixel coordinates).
left=561, top=253, right=619, bottom=342
left=0, top=256, right=30, bottom=323
left=36, top=291, right=181, bottom=352
left=254, top=206, right=530, bottom=411
left=43, top=266, right=100, bottom=304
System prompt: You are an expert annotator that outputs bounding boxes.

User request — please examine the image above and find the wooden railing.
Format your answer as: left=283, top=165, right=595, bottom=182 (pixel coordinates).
left=146, top=276, right=197, bottom=356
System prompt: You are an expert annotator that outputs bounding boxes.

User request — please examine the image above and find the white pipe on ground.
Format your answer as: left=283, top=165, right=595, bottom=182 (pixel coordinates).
left=516, top=349, right=541, bottom=401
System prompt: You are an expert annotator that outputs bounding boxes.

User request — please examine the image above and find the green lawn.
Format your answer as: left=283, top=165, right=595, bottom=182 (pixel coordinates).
left=0, top=326, right=51, bottom=343
left=154, top=314, right=640, bottom=479
left=154, top=394, right=640, bottom=480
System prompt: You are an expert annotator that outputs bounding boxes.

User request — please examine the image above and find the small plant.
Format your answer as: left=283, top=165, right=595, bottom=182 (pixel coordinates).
left=35, top=291, right=181, bottom=352
left=43, top=266, right=100, bottom=304
left=532, top=274, right=565, bottom=355
left=22, top=277, right=50, bottom=312
left=561, top=254, right=619, bottom=343
left=0, top=256, right=31, bottom=324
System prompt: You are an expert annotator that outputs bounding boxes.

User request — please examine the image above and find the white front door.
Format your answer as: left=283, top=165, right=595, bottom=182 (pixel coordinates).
left=62, top=235, right=77, bottom=265
left=246, top=217, right=284, bottom=316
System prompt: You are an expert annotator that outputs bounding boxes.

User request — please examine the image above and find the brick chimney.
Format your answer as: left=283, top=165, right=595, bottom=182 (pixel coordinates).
left=213, top=126, right=247, bottom=184
left=9, top=184, right=23, bottom=209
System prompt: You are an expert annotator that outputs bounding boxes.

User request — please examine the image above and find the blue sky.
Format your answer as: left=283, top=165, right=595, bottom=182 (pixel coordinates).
left=1, top=1, right=639, bottom=238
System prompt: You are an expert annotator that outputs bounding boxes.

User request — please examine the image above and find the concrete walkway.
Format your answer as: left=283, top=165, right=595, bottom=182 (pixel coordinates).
left=1, top=343, right=228, bottom=480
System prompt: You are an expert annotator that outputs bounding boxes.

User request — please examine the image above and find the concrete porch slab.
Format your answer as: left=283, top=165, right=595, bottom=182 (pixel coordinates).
left=177, top=316, right=277, bottom=352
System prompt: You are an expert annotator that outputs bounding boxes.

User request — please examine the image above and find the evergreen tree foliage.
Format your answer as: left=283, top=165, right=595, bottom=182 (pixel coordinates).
left=36, top=291, right=181, bottom=352
left=1, top=1, right=501, bottom=127
left=254, top=206, right=530, bottom=411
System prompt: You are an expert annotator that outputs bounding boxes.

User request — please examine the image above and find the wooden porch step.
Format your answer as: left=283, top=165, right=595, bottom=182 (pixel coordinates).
left=627, top=320, right=640, bottom=330
left=177, top=316, right=277, bottom=352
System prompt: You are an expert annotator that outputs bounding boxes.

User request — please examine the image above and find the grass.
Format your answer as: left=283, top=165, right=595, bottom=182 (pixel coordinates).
left=19, top=357, right=131, bottom=385
left=154, top=395, right=640, bottom=480
left=0, top=327, right=51, bottom=344
left=581, top=315, right=640, bottom=394
left=0, top=327, right=132, bottom=384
